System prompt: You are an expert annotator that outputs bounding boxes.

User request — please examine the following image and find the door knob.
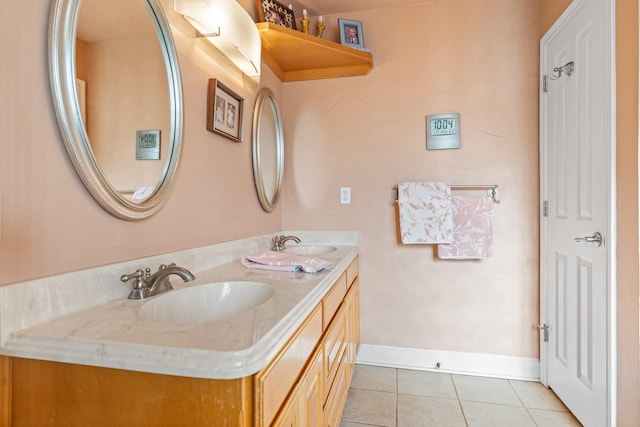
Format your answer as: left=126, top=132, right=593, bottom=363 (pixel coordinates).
left=574, top=232, right=603, bottom=247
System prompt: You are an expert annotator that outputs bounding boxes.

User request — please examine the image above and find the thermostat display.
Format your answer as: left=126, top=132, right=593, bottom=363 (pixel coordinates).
left=426, top=113, right=461, bottom=150
left=136, top=130, right=160, bottom=160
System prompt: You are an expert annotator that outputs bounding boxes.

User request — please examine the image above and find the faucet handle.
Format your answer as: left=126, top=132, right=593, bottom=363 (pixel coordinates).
left=121, top=269, right=144, bottom=284
left=121, top=269, right=151, bottom=300
left=120, top=269, right=148, bottom=291
left=272, top=235, right=283, bottom=251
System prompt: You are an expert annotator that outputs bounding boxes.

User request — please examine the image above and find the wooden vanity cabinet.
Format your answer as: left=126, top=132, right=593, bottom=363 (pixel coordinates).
left=0, top=356, right=10, bottom=427
left=271, top=257, right=360, bottom=427
left=2, top=256, right=360, bottom=427
left=324, top=278, right=359, bottom=427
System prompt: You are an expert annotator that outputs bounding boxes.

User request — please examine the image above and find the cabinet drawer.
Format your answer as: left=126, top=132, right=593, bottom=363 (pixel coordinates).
left=323, top=305, right=347, bottom=403
left=256, top=304, right=322, bottom=427
left=346, top=256, right=359, bottom=288
left=323, top=273, right=347, bottom=329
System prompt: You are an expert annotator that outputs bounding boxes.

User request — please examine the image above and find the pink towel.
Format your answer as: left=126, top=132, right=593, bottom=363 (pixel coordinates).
left=438, top=196, right=493, bottom=259
left=241, top=250, right=333, bottom=274
left=398, top=182, right=454, bottom=244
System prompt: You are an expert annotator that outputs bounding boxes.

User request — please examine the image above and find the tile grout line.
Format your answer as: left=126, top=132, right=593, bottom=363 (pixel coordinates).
left=507, top=379, right=540, bottom=427
left=450, top=374, right=470, bottom=427
left=395, top=368, right=399, bottom=427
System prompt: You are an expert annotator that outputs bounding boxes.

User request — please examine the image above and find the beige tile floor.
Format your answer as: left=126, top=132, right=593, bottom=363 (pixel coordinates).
left=340, top=365, right=582, bottom=427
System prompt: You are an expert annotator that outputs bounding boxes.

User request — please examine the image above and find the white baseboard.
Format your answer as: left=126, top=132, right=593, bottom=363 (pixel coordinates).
left=356, top=344, right=540, bottom=382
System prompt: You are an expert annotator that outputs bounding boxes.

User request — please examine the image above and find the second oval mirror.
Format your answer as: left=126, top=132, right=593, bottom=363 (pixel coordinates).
left=252, top=88, right=284, bottom=213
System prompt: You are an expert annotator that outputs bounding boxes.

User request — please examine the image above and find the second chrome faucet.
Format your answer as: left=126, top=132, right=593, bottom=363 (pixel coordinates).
left=120, top=263, right=195, bottom=300
left=271, top=235, right=301, bottom=251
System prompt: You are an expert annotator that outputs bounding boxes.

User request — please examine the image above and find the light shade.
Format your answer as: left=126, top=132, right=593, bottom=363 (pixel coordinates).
left=175, top=0, right=261, bottom=80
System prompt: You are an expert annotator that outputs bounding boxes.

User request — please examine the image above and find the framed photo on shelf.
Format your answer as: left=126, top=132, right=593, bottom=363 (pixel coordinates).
left=207, top=79, right=244, bottom=142
left=255, top=0, right=297, bottom=30
left=338, top=19, right=365, bottom=50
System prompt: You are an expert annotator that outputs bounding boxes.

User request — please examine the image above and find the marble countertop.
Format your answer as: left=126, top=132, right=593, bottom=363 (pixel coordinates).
left=0, top=233, right=358, bottom=380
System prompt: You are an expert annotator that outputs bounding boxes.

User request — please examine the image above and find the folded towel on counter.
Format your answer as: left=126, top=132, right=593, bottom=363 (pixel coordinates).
left=398, top=182, right=454, bottom=244
left=241, top=250, right=333, bottom=274
left=438, top=196, right=494, bottom=259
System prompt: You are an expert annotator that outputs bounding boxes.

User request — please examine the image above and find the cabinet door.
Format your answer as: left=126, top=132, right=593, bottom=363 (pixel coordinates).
left=346, top=278, right=361, bottom=370
left=323, top=352, right=348, bottom=427
left=323, top=303, right=347, bottom=403
left=272, top=387, right=300, bottom=427
left=300, top=349, right=323, bottom=427
left=273, top=348, right=323, bottom=427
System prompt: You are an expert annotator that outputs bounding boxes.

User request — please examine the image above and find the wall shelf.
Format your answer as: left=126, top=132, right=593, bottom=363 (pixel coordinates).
left=256, top=22, right=373, bottom=82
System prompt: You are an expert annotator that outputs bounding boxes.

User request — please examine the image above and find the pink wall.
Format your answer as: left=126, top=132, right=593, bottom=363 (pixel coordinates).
left=281, top=0, right=541, bottom=358
left=613, top=0, right=639, bottom=424
left=85, top=35, right=171, bottom=193
left=0, top=0, right=284, bottom=286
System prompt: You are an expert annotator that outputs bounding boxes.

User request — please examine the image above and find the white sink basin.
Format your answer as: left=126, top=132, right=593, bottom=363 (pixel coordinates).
left=139, top=281, right=273, bottom=324
left=283, top=245, right=337, bottom=255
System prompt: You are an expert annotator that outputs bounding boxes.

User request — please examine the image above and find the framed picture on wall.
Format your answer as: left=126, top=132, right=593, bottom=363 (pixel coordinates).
left=338, top=19, right=365, bottom=50
left=255, top=0, right=297, bottom=30
left=207, top=79, right=244, bottom=142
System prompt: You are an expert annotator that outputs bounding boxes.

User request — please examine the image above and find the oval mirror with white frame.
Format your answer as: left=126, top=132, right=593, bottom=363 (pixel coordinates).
left=49, top=0, right=183, bottom=220
left=252, top=88, right=284, bottom=213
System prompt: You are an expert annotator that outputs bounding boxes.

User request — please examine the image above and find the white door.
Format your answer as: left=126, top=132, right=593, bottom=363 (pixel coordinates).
left=539, top=0, right=615, bottom=426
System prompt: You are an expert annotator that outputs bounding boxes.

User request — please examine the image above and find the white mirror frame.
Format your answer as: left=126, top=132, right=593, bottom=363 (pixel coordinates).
left=252, top=88, right=284, bottom=213
left=49, top=0, right=183, bottom=220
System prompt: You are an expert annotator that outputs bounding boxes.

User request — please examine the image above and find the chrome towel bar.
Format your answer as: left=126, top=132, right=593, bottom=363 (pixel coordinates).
left=393, top=184, right=501, bottom=204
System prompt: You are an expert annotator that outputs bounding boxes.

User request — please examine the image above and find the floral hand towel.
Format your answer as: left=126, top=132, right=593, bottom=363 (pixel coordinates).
left=241, top=250, right=333, bottom=274
left=438, top=196, right=493, bottom=259
left=398, top=182, right=454, bottom=244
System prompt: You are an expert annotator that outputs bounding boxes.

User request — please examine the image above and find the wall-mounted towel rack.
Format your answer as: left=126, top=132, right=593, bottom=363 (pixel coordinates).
left=393, top=184, right=501, bottom=204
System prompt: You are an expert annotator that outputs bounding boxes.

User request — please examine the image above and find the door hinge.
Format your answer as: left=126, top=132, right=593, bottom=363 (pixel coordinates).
left=543, top=201, right=548, bottom=217
left=543, top=75, right=548, bottom=93
left=538, top=324, right=549, bottom=342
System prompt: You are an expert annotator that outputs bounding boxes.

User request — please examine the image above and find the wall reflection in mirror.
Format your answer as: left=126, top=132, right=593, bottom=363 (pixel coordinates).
left=76, top=0, right=170, bottom=200
left=49, top=0, right=183, bottom=220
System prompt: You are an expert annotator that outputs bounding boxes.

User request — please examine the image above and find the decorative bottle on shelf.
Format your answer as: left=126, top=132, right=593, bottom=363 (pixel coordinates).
left=316, top=15, right=325, bottom=38
left=301, top=9, right=309, bottom=34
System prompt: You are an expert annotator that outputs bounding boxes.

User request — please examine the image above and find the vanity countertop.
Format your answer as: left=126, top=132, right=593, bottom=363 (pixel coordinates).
left=0, top=234, right=358, bottom=380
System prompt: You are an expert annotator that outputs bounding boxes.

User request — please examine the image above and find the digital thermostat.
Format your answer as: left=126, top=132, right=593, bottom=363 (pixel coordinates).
left=426, top=113, right=461, bottom=150
left=136, top=130, right=160, bottom=160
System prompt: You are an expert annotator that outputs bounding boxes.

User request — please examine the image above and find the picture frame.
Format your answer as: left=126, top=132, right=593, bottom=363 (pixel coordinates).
left=207, top=79, right=244, bottom=142
left=338, top=19, right=365, bottom=50
left=255, top=0, right=297, bottom=30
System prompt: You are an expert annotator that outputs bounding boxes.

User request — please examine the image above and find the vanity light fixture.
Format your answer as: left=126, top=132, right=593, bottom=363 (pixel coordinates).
left=174, top=0, right=261, bottom=80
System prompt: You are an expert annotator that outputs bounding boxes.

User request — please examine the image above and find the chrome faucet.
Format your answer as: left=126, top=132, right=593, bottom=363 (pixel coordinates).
left=271, top=235, right=301, bottom=251
left=120, top=263, right=195, bottom=300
